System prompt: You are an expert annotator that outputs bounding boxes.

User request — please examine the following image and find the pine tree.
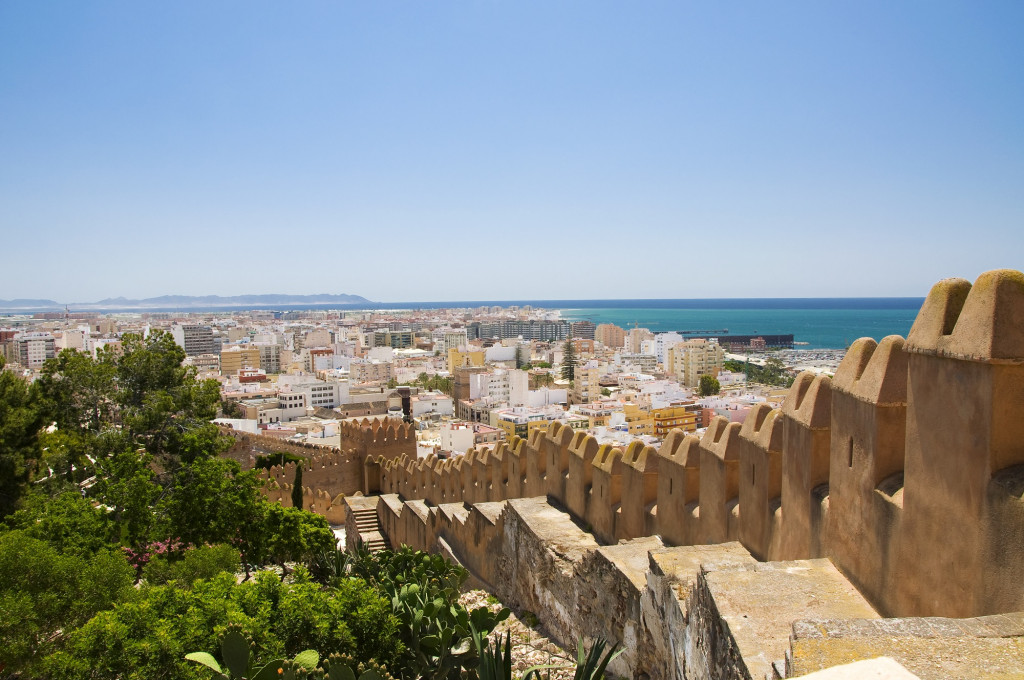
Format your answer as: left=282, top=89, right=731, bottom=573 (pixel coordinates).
left=561, top=339, right=577, bottom=382
left=291, top=464, right=304, bottom=510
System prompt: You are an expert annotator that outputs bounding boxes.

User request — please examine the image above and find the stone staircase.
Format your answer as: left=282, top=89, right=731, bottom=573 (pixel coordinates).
left=351, top=506, right=388, bottom=553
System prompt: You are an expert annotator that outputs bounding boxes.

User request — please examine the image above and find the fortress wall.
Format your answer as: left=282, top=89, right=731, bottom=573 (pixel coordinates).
left=363, top=456, right=382, bottom=495
left=654, top=431, right=702, bottom=546
left=899, top=270, right=1024, bottom=617
left=238, top=418, right=413, bottom=524
left=826, top=335, right=908, bottom=615
left=374, top=493, right=892, bottom=680
left=470, top=448, right=490, bottom=504
left=697, top=418, right=743, bottom=545
left=330, top=269, right=1024, bottom=622
left=459, top=452, right=477, bottom=505
left=338, top=417, right=417, bottom=464
left=777, top=372, right=832, bottom=561
left=736, top=404, right=784, bottom=561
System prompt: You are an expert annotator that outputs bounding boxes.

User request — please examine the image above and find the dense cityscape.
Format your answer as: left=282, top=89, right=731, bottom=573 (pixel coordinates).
left=2, top=305, right=832, bottom=461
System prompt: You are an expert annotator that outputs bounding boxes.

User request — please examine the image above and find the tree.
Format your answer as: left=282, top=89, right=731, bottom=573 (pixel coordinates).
left=115, top=330, right=227, bottom=467
left=291, top=465, right=304, bottom=511
left=698, top=374, right=721, bottom=397
left=264, top=505, right=335, bottom=572
left=0, top=357, right=45, bottom=516
left=37, top=348, right=117, bottom=435
left=515, top=344, right=529, bottom=369
left=158, top=457, right=262, bottom=549
left=560, top=339, right=577, bottom=382
left=0, top=530, right=134, bottom=675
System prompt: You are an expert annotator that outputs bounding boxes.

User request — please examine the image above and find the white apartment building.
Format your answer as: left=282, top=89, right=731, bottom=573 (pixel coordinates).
left=618, top=353, right=658, bottom=373
left=276, top=375, right=349, bottom=410
left=442, top=330, right=469, bottom=354
left=468, top=368, right=529, bottom=406
left=440, top=422, right=475, bottom=454
left=15, top=332, right=56, bottom=368
left=277, top=391, right=309, bottom=419
left=411, top=391, right=454, bottom=418
left=653, top=332, right=684, bottom=364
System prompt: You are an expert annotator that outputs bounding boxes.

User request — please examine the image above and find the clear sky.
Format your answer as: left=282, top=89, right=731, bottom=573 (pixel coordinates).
left=1, top=2, right=1022, bottom=303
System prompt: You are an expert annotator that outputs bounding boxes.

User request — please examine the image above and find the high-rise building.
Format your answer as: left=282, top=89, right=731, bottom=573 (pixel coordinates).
left=571, top=361, right=602, bottom=404
left=220, top=346, right=261, bottom=376
left=570, top=320, right=596, bottom=340
left=256, top=343, right=281, bottom=373
left=595, top=323, right=626, bottom=348
left=668, top=339, right=725, bottom=387
left=171, top=324, right=215, bottom=356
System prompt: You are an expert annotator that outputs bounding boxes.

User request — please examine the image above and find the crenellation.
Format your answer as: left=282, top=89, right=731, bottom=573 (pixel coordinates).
left=619, top=439, right=660, bottom=540
left=900, top=269, right=1024, bottom=617
left=826, top=336, right=909, bottom=615
left=515, top=436, right=533, bottom=499
left=698, top=417, right=743, bottom=545
left=588, top=444, right=625, bottom=543
left=737, top=403, right=783, bottom=560
left=524, top=427, right=548, bottom=497
left=654, top=430, right=702, bottom=546
left=566, top=432, right=600, bottom=521
left=778, top=372, right=832, bottom=560
left=543, top=421, right=574, bottom=507
left=483, top=443, right=507, bottom=502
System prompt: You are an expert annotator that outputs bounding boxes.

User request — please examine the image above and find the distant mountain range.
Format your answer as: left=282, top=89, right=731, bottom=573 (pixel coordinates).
left=0, top=293, right=373, bottom=312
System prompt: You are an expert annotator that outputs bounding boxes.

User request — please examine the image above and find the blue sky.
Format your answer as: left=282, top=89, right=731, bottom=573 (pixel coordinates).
left=1, top=2, right=1021, bottom=302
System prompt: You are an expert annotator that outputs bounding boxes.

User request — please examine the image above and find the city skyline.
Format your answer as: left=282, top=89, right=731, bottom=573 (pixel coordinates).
left=2, top=2, right=1022, bottom=302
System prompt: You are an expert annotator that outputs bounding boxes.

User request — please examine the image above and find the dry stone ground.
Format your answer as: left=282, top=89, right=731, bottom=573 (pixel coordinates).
left=460, top=590, right=578, bottom=680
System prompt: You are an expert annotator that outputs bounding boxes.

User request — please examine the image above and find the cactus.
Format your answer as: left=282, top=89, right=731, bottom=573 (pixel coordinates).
left=185, top=625, right=319, bottom=680
left=322, top=653, right=397, bottom=680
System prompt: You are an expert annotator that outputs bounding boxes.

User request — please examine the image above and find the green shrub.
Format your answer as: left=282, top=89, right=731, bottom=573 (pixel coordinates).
left=45, top=569, right=402, bottom=680
left=144, top=544, right=242, bottom=586
left=0, top=530, right=134, bottom=675
left=3, top=490, right=114, bottom=557
left=254, top=452, right=305, bottom=470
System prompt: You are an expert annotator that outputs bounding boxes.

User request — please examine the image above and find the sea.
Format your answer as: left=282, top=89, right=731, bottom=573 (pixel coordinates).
left=557, top=299, right=923, bottom=350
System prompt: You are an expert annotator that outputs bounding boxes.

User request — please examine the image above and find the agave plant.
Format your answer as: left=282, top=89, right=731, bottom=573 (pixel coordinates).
left=472, top=628, right=561, bottom=680
left=571, top=637, right=621, bottom=680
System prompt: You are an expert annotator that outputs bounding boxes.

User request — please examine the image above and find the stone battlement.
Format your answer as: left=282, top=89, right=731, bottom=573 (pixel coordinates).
left=220, top=417, right=415, bottom=522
